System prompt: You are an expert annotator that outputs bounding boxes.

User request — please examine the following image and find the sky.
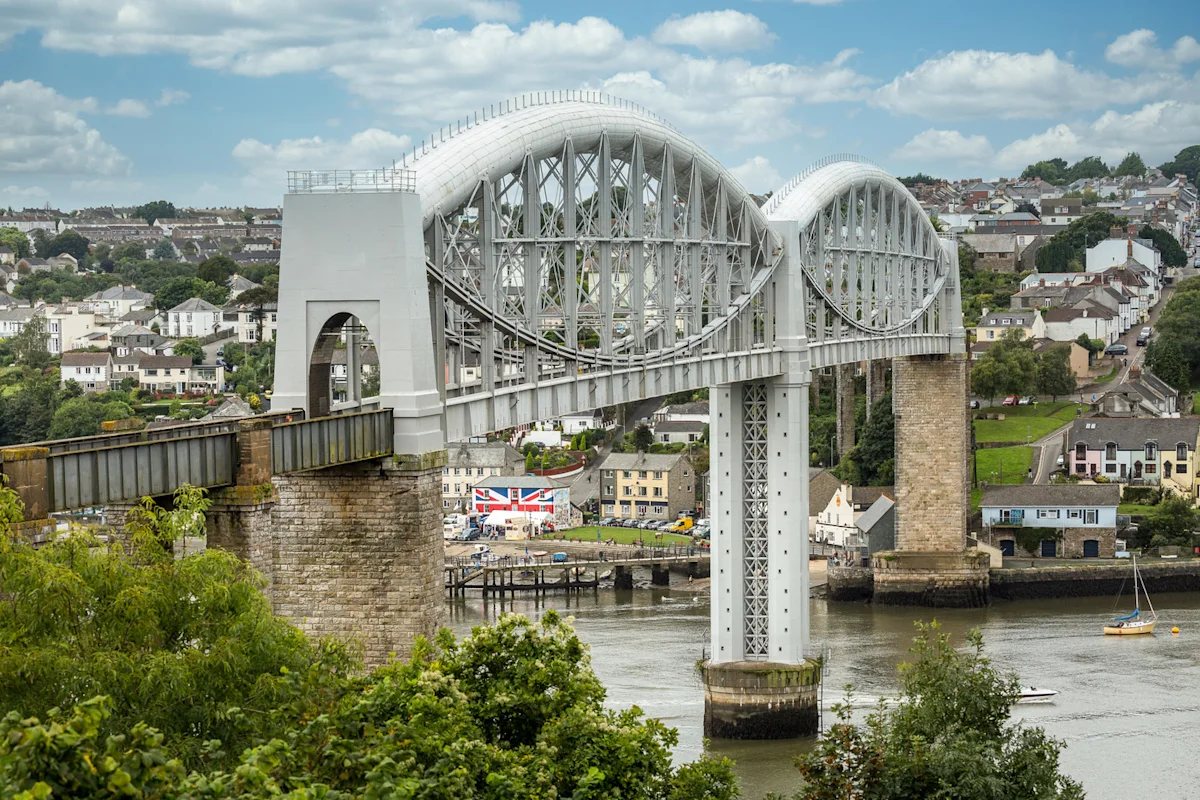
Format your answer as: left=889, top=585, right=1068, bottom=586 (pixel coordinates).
left=1, top=0, right=1198, bottom=210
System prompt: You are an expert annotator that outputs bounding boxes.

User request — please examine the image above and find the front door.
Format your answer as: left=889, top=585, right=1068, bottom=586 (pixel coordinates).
left=1083, top=540, right=1100, bottom=558
left=1040, top=539, right=1057, bottom=557
left=1000, top=540, right=1015, bottom=556
left=1134, top=461, right=1142, bottom=478
left=1120, top=463, right=1128, bottom=479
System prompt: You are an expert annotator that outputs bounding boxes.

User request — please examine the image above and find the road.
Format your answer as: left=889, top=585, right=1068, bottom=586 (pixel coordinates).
left=559, top=396, right=664, bottom=506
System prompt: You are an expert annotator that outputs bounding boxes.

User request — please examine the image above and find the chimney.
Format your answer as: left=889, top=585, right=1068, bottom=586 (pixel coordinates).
left=1127, top=235, right=1134, bottom=259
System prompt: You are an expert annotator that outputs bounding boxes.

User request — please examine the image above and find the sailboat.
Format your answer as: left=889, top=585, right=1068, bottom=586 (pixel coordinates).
left=1104, top=556, right=1157, bottom=635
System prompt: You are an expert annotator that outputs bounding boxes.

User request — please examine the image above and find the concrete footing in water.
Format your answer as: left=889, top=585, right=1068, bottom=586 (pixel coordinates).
left=871, top=551, right=990, bottom=608
left=701, top=660, right=821, bottom=739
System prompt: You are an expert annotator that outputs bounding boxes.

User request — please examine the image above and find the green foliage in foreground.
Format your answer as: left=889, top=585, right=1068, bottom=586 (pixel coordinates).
left=790, top=622, right=1083, bottom=800
left=0, top=484, right=736, bottom=798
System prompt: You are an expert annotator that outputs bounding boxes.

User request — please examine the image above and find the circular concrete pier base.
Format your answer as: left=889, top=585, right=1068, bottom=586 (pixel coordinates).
left=701, top=660, right=820, bottom=739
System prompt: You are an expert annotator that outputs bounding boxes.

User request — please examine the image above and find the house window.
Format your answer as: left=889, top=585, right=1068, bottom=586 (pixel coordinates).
left=986, top=330, right=995, bottom=340
left=654, top=471, right=663, bottom=480
left=638, top=471, right=647, bottom=479
left=1037, top=509, right=1060, bottom=519
left=1145, top=443, right=1158, bottom=461
left=638, top=487, right=647, bottom=497
left=1145, top=462, right=1157, bottom=474
left=454, top=468, right=460, bottom=476
left=1105, top=443, right=1117, bottom=460
left=623, top=486, right=632, bottom=496
left=1075, top=443, right=1087, bottom=461
left=1105, top=463, right=1116, bottom=474
left=454, top=484, right=460, bottom=494
left=442, top=483, right=449, bottom=492
left=1068, top=509, right=1082, bottom=519
left=653, top=487, right=662, bottom=497
left=442, top=499, right=450, bottom=509
left=1085, top=509, right=1097, bottom=524
left=622, top=471, right=632, bottom=479
left=683, top=470, right=689, bottom=477
left=1178, top=463, right=1187, bottom=475
left=1178, top=444, right=1189, bottom=461
left=509, top=489, right=519, bottom=501
left=442, top=468, right=448, bottom=476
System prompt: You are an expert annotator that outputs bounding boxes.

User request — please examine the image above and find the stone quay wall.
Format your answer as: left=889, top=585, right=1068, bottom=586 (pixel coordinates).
left=990, top=560, right=1200, bottom=601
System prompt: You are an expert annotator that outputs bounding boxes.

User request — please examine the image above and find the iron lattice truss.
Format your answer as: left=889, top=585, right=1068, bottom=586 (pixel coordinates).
left=795, top=180, right=952, bottom=347
left=424, top=129, right=779, bottom=397
left=740, top=383, right=770, bottom=659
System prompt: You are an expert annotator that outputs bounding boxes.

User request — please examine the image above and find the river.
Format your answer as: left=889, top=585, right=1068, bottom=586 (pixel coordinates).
left=449, top=588, right=1200, bottom=800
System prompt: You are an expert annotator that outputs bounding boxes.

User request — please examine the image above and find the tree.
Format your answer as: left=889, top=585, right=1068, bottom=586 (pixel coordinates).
left=29, top=228, right=54, bottom=258
left=1145, top=336, right=1190, bottom=392
left=197, top=254, right=237, bottom=286
left=795, top=622, right=1083, bottom=800
left=840, top=393, right=894, bottom=486
left=970, top=331, right=1036, bottom=402
left=1139, top=496, right=1200, bottom=549
left=0, top=227, right=30, bottom=259
left=898, top=173, right=939, bottom=188
left=632, top=422, right=654, bottom=452
left=1138, top=224, right=1188, bottom=268
left=172, top=337, right=205, bottom=364
left=1035, top=212, right=1126, bottom=272
left=1158, top=144, right=1200, bottom=184
left=237, top=283, right=279, bottom=343
left=154, top=276, right=228, bottom=311
left=1115, top=151, right=1147, bottom=177
left=110, top=241, right=148, bottom=262
left=151, top=239, right=177, bottom=261
left=46, top=396, right=134, bottom=439
left=44, top=229, right=90, bottom=262
left=1035, top=345, right=1077, bottom=400
left=1066, top=155, right=1110, bottom=181
left=133, top=200, right=177, bottom=225
left=9, top=316, right=50, bottom=369
left=1020, top=158, right=1068, bottom=184
left=1153, top=281, right=1200, bottom=371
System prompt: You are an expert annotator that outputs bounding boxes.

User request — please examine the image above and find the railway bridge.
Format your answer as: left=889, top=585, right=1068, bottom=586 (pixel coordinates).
left=1, top=92, right=980, bottom=739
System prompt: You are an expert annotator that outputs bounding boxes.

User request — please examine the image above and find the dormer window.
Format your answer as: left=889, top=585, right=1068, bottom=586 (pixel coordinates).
left=1177, top=444, right=1188, bottom=462
left=1145, top=443, right=1158, bottom=461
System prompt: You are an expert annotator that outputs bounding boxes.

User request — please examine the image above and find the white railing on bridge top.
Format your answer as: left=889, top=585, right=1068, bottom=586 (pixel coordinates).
left=287, top=168, right=417, bottom=195
left=399, top=90, right=679, bottom=169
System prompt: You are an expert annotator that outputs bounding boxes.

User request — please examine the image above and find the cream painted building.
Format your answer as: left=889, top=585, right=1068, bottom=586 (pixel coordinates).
left=600, top=451, right=694, bottom=520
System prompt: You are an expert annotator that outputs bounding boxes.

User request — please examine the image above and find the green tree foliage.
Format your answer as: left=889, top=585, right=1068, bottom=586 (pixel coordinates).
left=154, top=276, right=228, bottom=311
left=236, top=283, right=279, bottom=342
left=632, top=422, right=654, bottom=452
left=1138, top=224, right=1187, bottom=268
left=29, top=229, right=54, bottom=258
left=1067, top=155, right=1110, bottom=180
left=839, top=393, right=894, bottom=486
left=1035, top=212, right=1126, bottom=272
left=1145, top=336, right=1190, bottom=392
left=172, top=337, right=204, bottom=364
left=1035, top=345, right=1077, bottom=400
left=133, top=200, right=177, bottom=225
left=898, top=173, right=939, bottom=188
left=151, top=239, right=177, bottom=261
left=47, top=395, right=134, bottom=439
left=12, top=270, right=115, bottom=304
left=971, top=331, right=1036, bottom=401
left=1115, top=151, right=1147, bottom=177
left=795, top=622, right=1083, bottom=800
left=1020, top=155, right=1110, bottom=184
left=0, top=228, right=30, bottom=259
left=0, top=370, right=60, bottom=444
left=1158, top=144, right=1200, bottom=184
left=8, top=316, right=51, bottom=370
left=43, top=229, right=90, bottom=262
left=197, top=254, right=237, bottom=286
left=1138, top=496, right=1200, bottom=549
left=110, top=241, right=149, bottom=263
left=1152, top=277, right=1200, bottom=371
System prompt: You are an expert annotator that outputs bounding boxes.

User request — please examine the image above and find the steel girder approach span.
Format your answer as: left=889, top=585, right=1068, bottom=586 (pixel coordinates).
left=272, top=91, right=971, bottom=739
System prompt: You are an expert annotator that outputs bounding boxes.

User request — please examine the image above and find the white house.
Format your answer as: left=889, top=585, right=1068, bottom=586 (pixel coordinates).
left=1042, top=305, right=1120, bottom=345
left=44, top=305, right=98, bottom=356
left=60, top=352, right=113, bottom=392
left=83, top=286, right=154, bottom=317
left=653, top=401, right=710, bottom=425
left=233, top=302, right=277, bottom=343
left=1041, top=198, right=1083, bottom=226
left=558, top=409, right=605, bottom=434
left=1086, top=237, right=1161, bottom=274
left=168, top=297, right=232, bottom=339
left=814, top=484, right=858, bottom=548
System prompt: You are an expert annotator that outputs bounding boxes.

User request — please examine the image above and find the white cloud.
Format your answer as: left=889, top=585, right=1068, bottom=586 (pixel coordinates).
left=1105, top=29, right=1200, bottom=70
left=892, top=129, right=993, bottom=162
left=729, top=156, right=781, bottom=193
left=994, top=100, right=1200, bottom=170
left=105, top=98, right=151, bottom=117
left=0, top=184, right=51, bottom=204
left=232, top=127, right=414, bottom=189
left=156, top=88, right=190, bottom=106
left=653, top=10, right=773, bottom=53
left=874, top=48, right=1181, bottom=119
left=0, top=80, right=129, bottom=176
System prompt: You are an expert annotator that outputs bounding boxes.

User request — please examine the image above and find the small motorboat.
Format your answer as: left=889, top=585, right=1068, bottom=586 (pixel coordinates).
left=1017, top=687, right=1058, bottom=704
left=598, top=569, right=612, bottom=580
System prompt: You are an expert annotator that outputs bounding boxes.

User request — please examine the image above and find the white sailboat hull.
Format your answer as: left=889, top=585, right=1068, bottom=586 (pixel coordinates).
left=1104, top=619, right=1157, bottom=635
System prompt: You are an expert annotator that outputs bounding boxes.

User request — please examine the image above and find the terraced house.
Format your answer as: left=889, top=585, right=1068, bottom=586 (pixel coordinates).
left=1065, top=418, right=1200, bottom=498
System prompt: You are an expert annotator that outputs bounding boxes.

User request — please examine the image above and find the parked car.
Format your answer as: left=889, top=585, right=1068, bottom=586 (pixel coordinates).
left=1018, top=396, right=1033, bottom=405
left=551, top=552, right=568, bottom=563
left=1056, top=454, right=1065, bottom=467
left=1106, top=343, right=1129, bottom=356
left=1001, top=396, right=1018, bottom=406
left=1136, top=326, right=1152, bottom=346
left=599, top=516, right=615, bottom=526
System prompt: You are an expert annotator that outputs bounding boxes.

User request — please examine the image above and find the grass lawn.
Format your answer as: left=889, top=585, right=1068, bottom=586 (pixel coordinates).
left=539, top=525, right=693, bottom=546
left=1118, top=503, right=1159, bottom=516
left=973, top=402, right=1078, bottom=443
left=971, top=446, right=1033, bottom=510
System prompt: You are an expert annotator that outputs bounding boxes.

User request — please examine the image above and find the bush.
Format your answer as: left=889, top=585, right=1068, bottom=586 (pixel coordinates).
left=1121, top=486, right=1162, bottom=505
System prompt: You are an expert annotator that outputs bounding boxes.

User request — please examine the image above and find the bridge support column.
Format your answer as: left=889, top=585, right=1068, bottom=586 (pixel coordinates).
left=874, top=355, right=988, bottom=607
left=705, top=377, right=818, bottom=739
left=836, top=363, right=855, bottom=459
left=865, top=361, right=888, bottom=418
left=271, top=451, right=447, bottom=667
left=613, top=565, right=633, bottom=590
left=651, top=564, right=670, bottom=586
left=1, top=446, right=56, bottom=546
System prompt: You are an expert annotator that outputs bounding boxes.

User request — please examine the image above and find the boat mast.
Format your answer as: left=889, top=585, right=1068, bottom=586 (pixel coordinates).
left=1132, top=556, right=1141, bottom=612
left=1138, top=557, right=1157, bottom=619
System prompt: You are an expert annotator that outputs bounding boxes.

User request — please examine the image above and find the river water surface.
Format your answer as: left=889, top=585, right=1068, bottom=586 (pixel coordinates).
left=449, top=589, right=1200, bottom=800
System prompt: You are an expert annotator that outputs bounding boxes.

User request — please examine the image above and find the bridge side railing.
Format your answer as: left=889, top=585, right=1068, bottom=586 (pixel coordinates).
left=39, top=408, right=302, bottom=455
left=271, top=408, right=394, bottom=475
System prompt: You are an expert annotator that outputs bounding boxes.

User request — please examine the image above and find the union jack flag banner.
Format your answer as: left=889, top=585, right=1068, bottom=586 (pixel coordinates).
left=473, top=485, right=556, bottom=514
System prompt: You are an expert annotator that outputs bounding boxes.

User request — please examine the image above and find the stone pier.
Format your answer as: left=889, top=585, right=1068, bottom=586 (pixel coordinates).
left=702, top=660, right=821, bottom=739
left=613, top=565, right=633, bottom=590
left=651, top=564, right=670, bottom=586
left=271, top=452, right=446, bottom=667
left=865, top=360, right=888, bottom=417
left=874, top=354, right=987, bottom=606
left=836, top=363, right=855, bottom=459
